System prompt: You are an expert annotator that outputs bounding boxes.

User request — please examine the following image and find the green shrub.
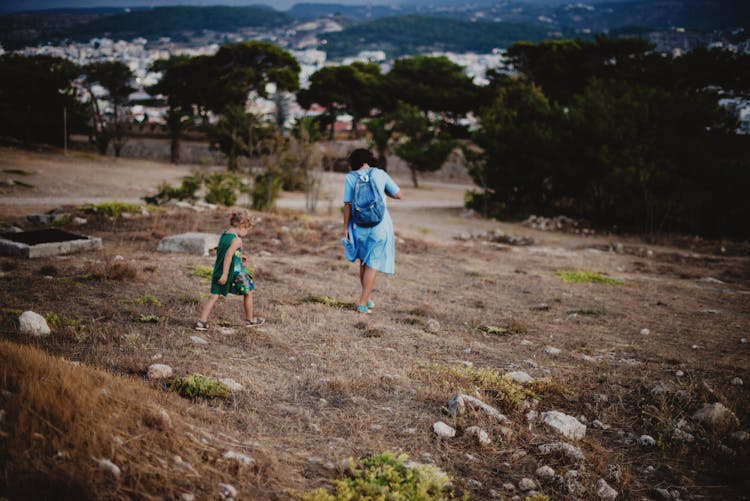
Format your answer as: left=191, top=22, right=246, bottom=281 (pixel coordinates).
left=137, top=314, right=161, bottom=323
left=189, top=265, right=213, bottom=280
left=168, top=374, right=231, bottom=399
left=304, top=295, right=354, bottom=309
left=555, top=271, right=623, bottom=284
left=478, top=325, right=507, bottom=335
left=205, top=172, right=241, bottom=206
left=299, top=452, right=455, bottom=501
left=44, top=313, right=84, bottom=329
left=82, top=201, right=141, bottom=220
left=251, top=171, right=282, bottom=211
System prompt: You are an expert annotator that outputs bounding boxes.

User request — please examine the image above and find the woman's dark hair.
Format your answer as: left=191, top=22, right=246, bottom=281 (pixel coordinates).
left=348, top=148, right=378, bottom=170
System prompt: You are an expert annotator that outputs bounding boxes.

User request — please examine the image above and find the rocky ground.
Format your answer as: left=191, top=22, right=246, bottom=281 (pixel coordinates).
left=1, top=147, right=749, bottom=500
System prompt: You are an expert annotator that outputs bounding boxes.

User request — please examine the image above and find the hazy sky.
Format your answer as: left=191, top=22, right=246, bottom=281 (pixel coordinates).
left=2, top=0, right=406, bottom=12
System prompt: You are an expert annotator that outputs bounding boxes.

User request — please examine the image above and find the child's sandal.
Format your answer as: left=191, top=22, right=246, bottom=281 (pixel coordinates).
left=194, top=320, right=209, bottom=331
left=356, top=305, right=371, bottom=314
left=366, top=300, right=375, bottom=309
left=245, top=317, right=266, bottom=327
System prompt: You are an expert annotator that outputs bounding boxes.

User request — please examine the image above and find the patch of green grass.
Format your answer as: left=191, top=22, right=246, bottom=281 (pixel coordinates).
left=51, top=214, right=73, bottom=226
left=0, top=307, right=23, bottom=316
left=137, top=314, right=161, bottom=323
left=298, top=452, right=455, bottom=501
left=2, top=169, right=32, bottom=176
left=82, top=201, right=141, bottom=220
left=304, top=295, right=354, bottom=309
left=555, top=270, right=624, bottom=284
left=168, top=374, right=231, bottom=399
left=526, top=495, right=551, bottom=501
left=44, top=313, right=84, bottom=329
left=189, top=265, right=214, bottom=280
left=478, top=325, right=508, bottom=335
left=123, top=293, right=162, bottom=306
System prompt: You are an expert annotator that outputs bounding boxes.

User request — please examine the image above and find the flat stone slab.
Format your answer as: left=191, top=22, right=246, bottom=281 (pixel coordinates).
left=157, top=232, right=219, bottom=256
left=0, top=229, right=102, bottom=258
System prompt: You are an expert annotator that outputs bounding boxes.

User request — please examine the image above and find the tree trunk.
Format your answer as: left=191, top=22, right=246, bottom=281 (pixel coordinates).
left=170, top=135, right=180, bottom=164
left=410, top=165, right=419, bottom=188
left=377, top=152, right=388, bottom=172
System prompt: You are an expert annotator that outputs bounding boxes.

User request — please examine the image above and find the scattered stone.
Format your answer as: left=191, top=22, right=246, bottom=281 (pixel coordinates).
left=741, top=338, right=747, bottom=344
left=699, top=277, right=725, bottom=284
left=147, top=364, right=173, bottom=380
left=72, top=217, right=87, bottom=225
left=672, top=428, right=695, bottom=443
left=447, top=394, right=510, bottom=423
left=96, top=458, right=121, bottom=477
left=536, top=465, right=555, bottom=481
left=19, top=311, right=50, bottom=337
left=504, top=371, right=534, bottom=384
left=596, top=478, right=618, bottom=500
left=518, top=478, right=537, bottom=491
left=190, top=336, right=208, bottom=345
left=640, top=328, right=650, bottom=335
left=113, top=255, right=124, bottom=261
left=433, top=421, right=456, bottom=438
left=544, top=346, right=561, bottom=356
left=181, top=494, right=195, bottom=501
left=607, top=464, right=623, bottom=483
left=531, top=303, right=551, bottom=311
left=424, top=318, right=440, bottom=333
left=717, top=444, right=736, bottom=455
left=651, top=382, right=672, bottom=395
left=219, top=378, right=243, bottom=392
left=464, top=426, right=491, bottom=446
left=692, top=402, right=740, bottom=426
left=730, top=377, right=743, bottom=386
left=731, top=431, right=749, bottom=442
left=218, top=483, right=237, bottom=500
left=223, top=450, right=254, bottom=466
left=653, top=487, right=672, bottom=500
left=520, top=339, right=534, bottom=346
left=699, top=309, right=721, bottom=314
left=523, top=214, right=587, bottom=233
left=691, top=344, right=700, bottom=350
left=675, top=370, right=685, bottom=377
left=581, top=354, right=598, bottom=363
left=510, top=449, right=527, bottom=461
left=216, top=327, right=237, bottom=336
left=592, top=419, right=611, bottom=430
left=541, top=411, right=586, bottom=440
left=369, top=424, right=382, bottom=432
left=538, top=441, right=585, bottom=462
left=565, top=470, right=586, bottom=496
left=157, top=232, right=220, bottom=256
left=402, top=427, right=417, bottom=435
left=467, top=479, right=483, bottom=488
left=499, top=426, right=515, bottom=441
left=502, top=482, right=516, bottom=492
left=639, top=435, right=656, bottom=447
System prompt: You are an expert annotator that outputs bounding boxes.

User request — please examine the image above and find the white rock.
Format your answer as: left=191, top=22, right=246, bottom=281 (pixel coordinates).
left=741, top=338, right=748, bottom=344
left=19, top=311, right=50, bottom=336
left=113, top=255, right=124, bottom=261
left=222, top=450, right=254, bottom=466
left=219, top=378, right=243, bottom=392
left=526, top=410, right=538, bottom=422
left=518, top=478, right=537, bottom=491
left=730, top=377, right=743, bottom=386
left=433, top=421, right=456, bottom=438
left=502, top=482, right=516, bottom=491
left=541, top=410, right=586, bottom=440
left=147, top=364, right=173, bottom=380
left=464, top=426, right=491, bottom=445
left=675, top=370, right=685, bottom=377
left=673, top=428, right=695, bottom=442
left=72, top=217, right=87, bottom=225
left=218, top=483, right=237, bottom=500
left=424, top=318, right=440, bottom=333
left=639, top=435, right=656, bottom=447
left=447, top=394, right=510, bottom=423
left=544, top=346, right=562, bottom=356
left=96, top=458, right=121, bottom=477
left=504, top=371, right=534, bottom=384
left=181, top=494, right=195, bottom=501
left=538, top=441, right=585, bottom=462
left=535, top=465, right=555, bottom=480
left=731, top=430, right=749, bottom=442
left=640, top=328, right=650, bottom=335
left=692, top=402, right=740, bottom=426
left=157, top=232, right=220, bottom=256
left=217, top=327, right=237, bottom=336
left=592, top=419, right=611, bottom=430
left=596, top=478, right=618, bottom=500
left=190, top=336, right=208, bottom=345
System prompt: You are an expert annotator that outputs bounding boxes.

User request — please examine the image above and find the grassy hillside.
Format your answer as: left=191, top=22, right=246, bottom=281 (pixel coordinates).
left=322, top=15, right=560, bottom=58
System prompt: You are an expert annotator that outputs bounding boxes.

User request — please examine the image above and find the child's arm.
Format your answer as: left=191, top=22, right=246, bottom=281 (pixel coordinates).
left=343, top=203, right=352, bottom=240
left=217, top=237, right=242, bottom=285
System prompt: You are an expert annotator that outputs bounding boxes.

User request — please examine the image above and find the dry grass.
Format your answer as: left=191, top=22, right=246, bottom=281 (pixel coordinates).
left=0, top=206, right=749, bottom=499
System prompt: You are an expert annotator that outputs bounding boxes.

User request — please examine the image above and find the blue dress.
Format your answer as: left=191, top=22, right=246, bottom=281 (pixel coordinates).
left=343, top=168, right=400, bottom=274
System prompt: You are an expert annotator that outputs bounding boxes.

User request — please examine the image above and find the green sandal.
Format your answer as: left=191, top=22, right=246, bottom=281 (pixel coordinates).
left=366, top=300, right=375, bottom=309
left=356, top=305, right=371, bottom=314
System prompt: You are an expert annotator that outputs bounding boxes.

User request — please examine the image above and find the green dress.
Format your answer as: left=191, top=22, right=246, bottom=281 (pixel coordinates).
left=210, top=231, right=254, bottom=296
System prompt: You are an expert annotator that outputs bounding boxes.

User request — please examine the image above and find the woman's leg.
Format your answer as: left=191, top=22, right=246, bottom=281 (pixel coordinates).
left=359, top=265, right=377, bottom=307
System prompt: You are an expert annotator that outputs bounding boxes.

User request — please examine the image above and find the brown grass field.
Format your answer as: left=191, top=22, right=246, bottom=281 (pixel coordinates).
left=1, top=146, right=749, bottom=500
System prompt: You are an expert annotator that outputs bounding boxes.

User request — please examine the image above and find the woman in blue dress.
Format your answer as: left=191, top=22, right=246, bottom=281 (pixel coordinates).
left=342, top=148, right=402, bottom=314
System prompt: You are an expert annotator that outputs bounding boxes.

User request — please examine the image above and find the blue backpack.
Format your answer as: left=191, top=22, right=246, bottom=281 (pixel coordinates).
left=351, top=169, right=385, bottom=227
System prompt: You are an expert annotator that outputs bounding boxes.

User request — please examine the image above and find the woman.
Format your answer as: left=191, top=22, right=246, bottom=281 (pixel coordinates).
left=342, top=148, right=402, bottom=313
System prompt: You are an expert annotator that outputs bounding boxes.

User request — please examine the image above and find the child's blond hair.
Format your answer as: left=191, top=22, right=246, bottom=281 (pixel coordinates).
left=229, top=209, right=254, bottom=228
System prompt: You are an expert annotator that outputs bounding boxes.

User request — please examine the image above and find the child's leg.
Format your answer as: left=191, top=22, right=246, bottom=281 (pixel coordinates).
left=199, top=294, right=220, bottom=322
left=358, top=265, right=377, bottom=307
left=359, top=263, right=366, bottom=288
left=243, top=291, right=253, bottom=320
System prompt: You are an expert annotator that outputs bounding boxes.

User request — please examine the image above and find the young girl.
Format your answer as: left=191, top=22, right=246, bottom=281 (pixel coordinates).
left=194, top=210, right=265, bottom=330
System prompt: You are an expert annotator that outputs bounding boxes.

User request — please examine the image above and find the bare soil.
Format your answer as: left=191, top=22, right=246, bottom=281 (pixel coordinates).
left=1, top=146, right=749, bottom=500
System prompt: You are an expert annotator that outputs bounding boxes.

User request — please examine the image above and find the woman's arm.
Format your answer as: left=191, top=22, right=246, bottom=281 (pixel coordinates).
left=218, top=237, right=242, bottom=284
left=343, top=203, right=352, bottom=240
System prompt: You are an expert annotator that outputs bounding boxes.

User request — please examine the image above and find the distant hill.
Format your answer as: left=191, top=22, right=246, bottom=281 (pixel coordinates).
left=287, top=2, right=401, bottom=20
left=67, top=6, right=291, bottom=40
left=321, top=15, right=561, bottom=58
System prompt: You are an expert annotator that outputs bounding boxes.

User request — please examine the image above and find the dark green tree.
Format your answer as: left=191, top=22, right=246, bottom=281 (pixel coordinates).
left=82, top=61, right=135, bottom=156
left=209, top=105, right=274, bottom=171
left=365, top=115, right=394, bottom=171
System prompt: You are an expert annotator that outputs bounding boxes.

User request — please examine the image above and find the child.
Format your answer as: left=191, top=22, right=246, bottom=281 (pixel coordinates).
left=194, top=210, right=265, bottom=331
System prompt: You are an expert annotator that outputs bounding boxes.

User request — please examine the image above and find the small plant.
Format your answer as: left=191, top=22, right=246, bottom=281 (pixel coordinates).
left=137, top=314, right=161, bottom=323
left=299, top=452, right=454, bottom=501
left=44, top=313, right=84, bottom=329
left=555, top=270, right=624, bottom=284
left=205, top=172, right=241, bottom=206
left=526, top=495, right=551, bottom=501
left=478, top=325, right=508, bottom=335
left=51, top=214, right=73, bottom=226
left=189, top=265, right=213, bottom=280
left=144, top=175, right=202, bottom=205
left=168, top=374, right=231, bottom=399
left=124, top=294, right=162, bottom=306
left=82, top=201, right=141, bottom=220
left=1, top=307, right=23, bottom=316
left=251, top=171, right=283, bottom=211
left=304, top=295, right=354, bottom=309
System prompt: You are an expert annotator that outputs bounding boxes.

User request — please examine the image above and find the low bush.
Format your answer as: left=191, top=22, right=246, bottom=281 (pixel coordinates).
left=168, top=374, right=230, bottom=400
